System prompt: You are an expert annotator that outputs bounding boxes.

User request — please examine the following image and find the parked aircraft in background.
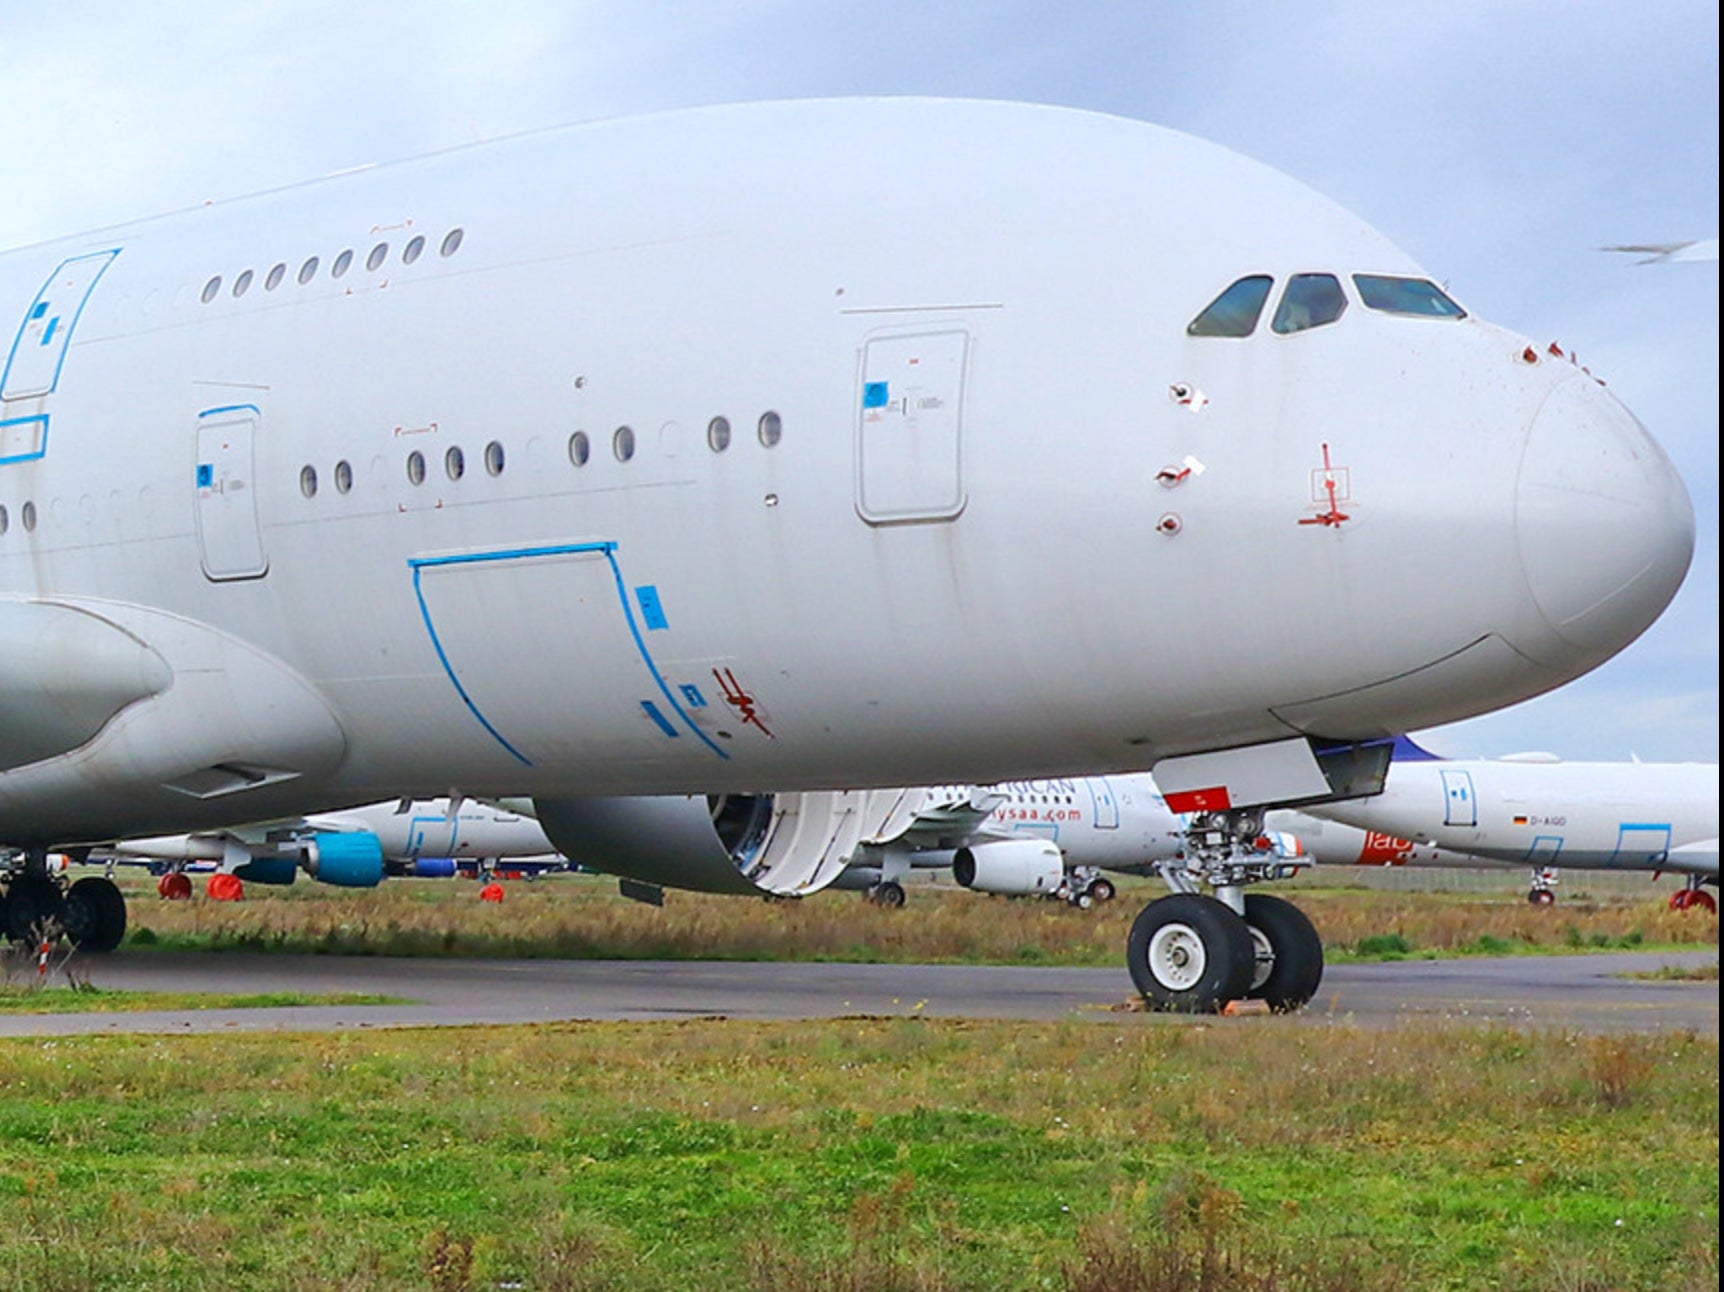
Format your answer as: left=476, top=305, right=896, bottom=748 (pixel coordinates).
left=105, top=798, right=565, bottom=899
left=1, top=99, right=1694, bottom=1010
left=825, top=778, right=1182, bottom=908
left=1289, top=743, right=1719, bottom=912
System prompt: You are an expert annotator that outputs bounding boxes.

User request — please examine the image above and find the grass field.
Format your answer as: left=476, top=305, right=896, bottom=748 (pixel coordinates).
left=0, top=1015, right=1715, bottom=1291
left=3, top=872, right=1711, bottom=1290
left=109, top=870, right=1719, bottom=966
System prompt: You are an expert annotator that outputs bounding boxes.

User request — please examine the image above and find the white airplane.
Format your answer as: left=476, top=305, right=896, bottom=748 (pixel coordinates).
left=1602, top=238, right=1719, bottom=264
left=0, top=99, right=1695, bottom=1011
left=1288, top=743, right=1719, bottom=912
left=824, top=777, right=1185, bottom=907
left=106, top=797, right=564, bottom=896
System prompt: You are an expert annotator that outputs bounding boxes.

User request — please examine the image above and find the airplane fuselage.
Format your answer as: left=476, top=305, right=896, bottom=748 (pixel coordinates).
left=1301, top=759, right=1718, bottom=876
left=0, top=100, right=1693, bottom=848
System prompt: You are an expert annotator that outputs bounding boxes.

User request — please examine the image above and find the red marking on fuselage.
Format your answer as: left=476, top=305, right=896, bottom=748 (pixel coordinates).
left=713, top=667, right=774, bottom=738
left=1299, top=442, right=1351, bottom=527
left=1359, top=831, right=1415, bottom=865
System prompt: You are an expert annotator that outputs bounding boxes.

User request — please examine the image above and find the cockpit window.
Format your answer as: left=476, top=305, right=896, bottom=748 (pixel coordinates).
left=1186, top=275, right=1274, bottom=337
left=1272, top=273, right=1347, bottom=335
left=1353, top=274, right=1466, bottom=319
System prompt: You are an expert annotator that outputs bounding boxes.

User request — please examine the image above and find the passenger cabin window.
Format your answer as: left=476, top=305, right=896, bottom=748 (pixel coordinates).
left=1187, top=275, right=1273, bottom=337
left=1272, top=273, right=1347, bottom=335
left=1353, top=274, right=1466, bottom=319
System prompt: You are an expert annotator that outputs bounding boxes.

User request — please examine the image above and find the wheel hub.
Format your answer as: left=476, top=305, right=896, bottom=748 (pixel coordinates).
left=1146, top=922, right=1207, bottom=990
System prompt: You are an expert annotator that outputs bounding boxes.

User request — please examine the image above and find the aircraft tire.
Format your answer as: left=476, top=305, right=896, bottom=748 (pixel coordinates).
left=1671, top=888, right=1717, bottom=914
left=1126, top=894, right=1254, bottom=1013
left=1087, top=878, right=1117, bottom=904
left=1242, top=893, right=1324, bottom=1012
left=61, top=877, right=128, bottom=952
left=1528, top=889, right=1556, bottom=906
left=870, top=881, right=906, bottom=909
left=4, top=874, right=66, bottom=944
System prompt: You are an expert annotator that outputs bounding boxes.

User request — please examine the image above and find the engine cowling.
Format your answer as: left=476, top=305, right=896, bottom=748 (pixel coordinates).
left=952, top=839, right=1065, bottom=896
left=304, top=831, right=385, bottom=888
left=533, top=790, right=911, bottom=897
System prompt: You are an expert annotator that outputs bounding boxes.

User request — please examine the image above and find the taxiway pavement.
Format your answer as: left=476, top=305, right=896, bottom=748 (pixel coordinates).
left=0, top=949, right=1715, bottom=1037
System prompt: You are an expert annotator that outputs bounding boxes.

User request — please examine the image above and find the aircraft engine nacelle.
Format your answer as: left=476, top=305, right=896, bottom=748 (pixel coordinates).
left=409, top=857, right=460, bottom=879
left=303, top=831, right=386, bottom=888
left=534, top=791, right=904, bottom=898
left=951, top=839, right=1065, bottom=896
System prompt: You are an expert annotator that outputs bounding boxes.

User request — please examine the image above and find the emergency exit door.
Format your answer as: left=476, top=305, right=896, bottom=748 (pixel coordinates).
left=195, top=406, right=269, bottom=581
left=856, top=329, right=968, bottom=524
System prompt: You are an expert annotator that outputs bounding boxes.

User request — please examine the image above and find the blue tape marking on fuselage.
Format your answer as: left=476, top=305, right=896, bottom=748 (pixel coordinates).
left=863, top=380, right=889, bottom=409
left=635, top=584, right=669, bottom=631
left=410, top=562, right=536, bottom=767
left=640, top=700, right=679, bottom=738
left=1, top=249, right=121, bottom=401
left=408, top=541, right=729, bottom=762
left=0, top=413, right=49, bottom=467
left=680, top=683, right=708, bottom=708
left=197, top=404, right=263, bottom=420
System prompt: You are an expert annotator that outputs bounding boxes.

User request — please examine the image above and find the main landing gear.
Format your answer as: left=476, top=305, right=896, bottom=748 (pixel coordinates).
left=1669, top=875, right=1718, bottom=914
left=0, top=850, right=129, bottom=952
left=1127, top=809, right=1322, bottom=1013
left=1527, top=867, right=1559, bottom=906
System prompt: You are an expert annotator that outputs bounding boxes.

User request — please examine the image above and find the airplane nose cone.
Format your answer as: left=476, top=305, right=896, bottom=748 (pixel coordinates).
left=1515, top=376, right=1695, bottom=662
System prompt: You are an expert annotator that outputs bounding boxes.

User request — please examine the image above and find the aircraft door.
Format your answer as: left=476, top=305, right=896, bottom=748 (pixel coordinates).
left=194, top=406, right=269, bottom=581
left=1440, top=769, right=1476, bottom=826
left=856, top=329, right=968, bottom=524
left=1086, top=777, right=1121, bottom=829
left=3, top=250, right=120, bottom=401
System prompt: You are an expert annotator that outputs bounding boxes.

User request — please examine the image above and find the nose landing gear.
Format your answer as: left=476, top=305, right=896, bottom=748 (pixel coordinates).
left=1126, top=809, right=1324, bottom=1013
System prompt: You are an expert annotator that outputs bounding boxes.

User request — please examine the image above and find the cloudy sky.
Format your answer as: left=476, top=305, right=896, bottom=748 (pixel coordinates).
left=3, top=1, right=1716, bottom=761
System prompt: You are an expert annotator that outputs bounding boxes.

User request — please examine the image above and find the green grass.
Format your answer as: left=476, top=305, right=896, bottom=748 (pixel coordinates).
left=0, top=986, right=405, bottom=1014
left=0, top=1018, right=1714, bottom=1291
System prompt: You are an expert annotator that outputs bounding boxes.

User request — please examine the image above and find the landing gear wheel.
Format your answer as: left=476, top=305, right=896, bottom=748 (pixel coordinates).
left=61, top=877, right=128, bottom=952
left=1528, top=888, right=1556, bottom=906
left=158, top=872, right=194, bottom=901
left=1671, top=888, right=1717, bottom=914
left=1087, top=878, right=1117, bottom=904
left=4, top=874, right=66, bottom=943
left=868, top=881, right=906, bottom=909
left=1241, top=893, right=1324, bottom=1012
left=1126, top=894, right=1253, bottom=1013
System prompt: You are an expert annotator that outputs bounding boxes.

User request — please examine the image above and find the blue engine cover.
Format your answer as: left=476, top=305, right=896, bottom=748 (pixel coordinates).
left=234, top=857, right=298, bottom=886
left=413, top=857, right=459, bottom=879
left=314, top=832, right=386, bottom=888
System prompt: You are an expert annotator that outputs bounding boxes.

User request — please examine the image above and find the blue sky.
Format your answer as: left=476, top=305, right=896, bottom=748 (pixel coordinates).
left=2, top=1, right=1716, bottom=761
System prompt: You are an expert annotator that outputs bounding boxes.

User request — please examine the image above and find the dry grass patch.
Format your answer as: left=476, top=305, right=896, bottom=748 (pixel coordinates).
left=112, top=872, right=1717, bottom=966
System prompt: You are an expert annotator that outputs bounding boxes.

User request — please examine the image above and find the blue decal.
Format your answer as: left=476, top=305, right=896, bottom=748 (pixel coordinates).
left=0, top=413, right=50, bottom=467
left=863, top=380, right=890, bottom=409
left=408, top=541, right=730, bottom=764
left=196, top=463, right=214, bottom=488
left=634, top=584, right=669, bottom=631
left=640, top=700, right=680, bottom=738
left=2, top=250, right=121, bottom=403
left=680, top=683, right=708, bottom=708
